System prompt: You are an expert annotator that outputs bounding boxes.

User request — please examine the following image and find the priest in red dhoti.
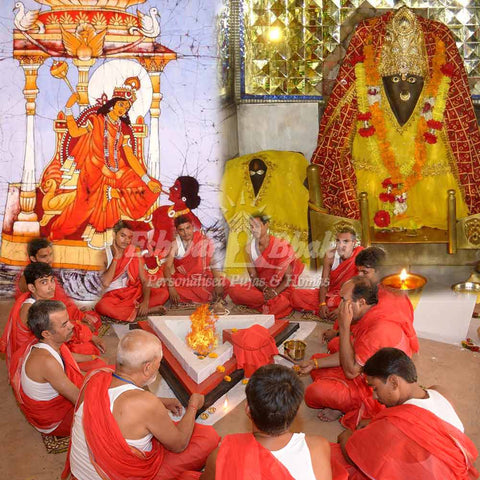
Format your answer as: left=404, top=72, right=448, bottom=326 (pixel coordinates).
left=95, top=221, right=168, bottom=322
left=43, top=77, right=161, bottom=249
left=311, top=7, right=480, bottom=230
left=66, top=329, right=219, bottom=480
left=201, top=364, right=336, bottom=480
left=163, top=216, right=229, bottom=312
left=1, top=262, right=106, bottom=379
left=299, top=276, right=418, bottom=429
left=324, top=246, right=417, bottom=355
left=228, top=214, right=304, bottom=319
left=334, top=348, right=478, bottom=480
left=12, top=300, right=84, bottom=437
left=291, top=226, right=363, bottom=321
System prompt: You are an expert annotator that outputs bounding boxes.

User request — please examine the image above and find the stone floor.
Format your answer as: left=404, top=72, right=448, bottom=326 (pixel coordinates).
left=0, top=298, right=479, bottom=478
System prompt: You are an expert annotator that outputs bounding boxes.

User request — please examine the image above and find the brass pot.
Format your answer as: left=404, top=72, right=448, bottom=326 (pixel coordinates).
left=283, top=340, right=306, bottom=361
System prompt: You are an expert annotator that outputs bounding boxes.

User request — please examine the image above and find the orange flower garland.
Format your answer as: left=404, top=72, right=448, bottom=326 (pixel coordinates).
left=355, top=38, right=452, bottom=196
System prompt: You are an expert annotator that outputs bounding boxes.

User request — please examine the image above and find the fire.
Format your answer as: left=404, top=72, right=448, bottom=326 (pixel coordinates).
left=186, top=304, right=218, bottom=356
left=400, top=268, right=408, bottom=282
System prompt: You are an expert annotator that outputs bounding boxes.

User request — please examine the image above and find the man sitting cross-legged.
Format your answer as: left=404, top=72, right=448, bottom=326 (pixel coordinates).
left=200, top=364, right=333, bottom=480
left=11, top=300, right=84, bottom=437
left=324, top=247, right=418, bottom=355
left=291, top=227, right=363, bottom=321
left=299, top=276, right=418, bottom=428
left=95, top=220, right=168, bottom=322
left=228, top=214, right=305, bottom=319
left=163, top=216, right=229, bottom=313
left=16, top=237, right=102, bottom=331
left=67, top=329, right=220, bottom=480
left=334, top=348, right=478, bottom=480
left=0, top=262, right=106, bottom=377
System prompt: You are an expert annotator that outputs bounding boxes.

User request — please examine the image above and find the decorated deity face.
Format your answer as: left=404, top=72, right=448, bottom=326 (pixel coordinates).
left=112, top=99, right=131, bottom=117
left=169, top=180, right=182, bottom=203
left=382, top=74, right=424, bottom=126
left=249, top=158, right=267, bottom=197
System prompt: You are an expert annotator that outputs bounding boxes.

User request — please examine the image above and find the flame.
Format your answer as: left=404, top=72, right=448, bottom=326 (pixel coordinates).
left=186, top=304, right=218, bottom=356
left=400, top=269, right=408, bottom=282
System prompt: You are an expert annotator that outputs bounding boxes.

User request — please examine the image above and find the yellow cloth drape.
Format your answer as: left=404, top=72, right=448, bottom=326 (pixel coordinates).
left=353, top=92, right=467, bottom=230
left=221, top=150, right=309, bottom=276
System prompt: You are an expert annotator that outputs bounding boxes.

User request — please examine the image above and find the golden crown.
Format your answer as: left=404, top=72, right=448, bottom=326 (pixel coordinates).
left=112, top=76, right=140, bottom=103
left=379, top=7, right=428, bottom=78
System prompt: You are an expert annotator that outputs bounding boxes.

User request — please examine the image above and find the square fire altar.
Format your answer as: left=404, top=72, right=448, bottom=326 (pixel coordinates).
left=139, top=314, right=299, bottom=414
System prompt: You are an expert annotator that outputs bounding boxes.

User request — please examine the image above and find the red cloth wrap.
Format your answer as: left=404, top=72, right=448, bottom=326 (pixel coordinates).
left=216, top=433, right=295, bottom=480
left=79, top=369, right=165, bottom=480
left=231, top=325, right=279, bottom=377
left=95, top=246, right=168, bottom=322
left=306, top=293, right=419, bottom=429
left=13, top=343, right=83, bottom=435
left=327, top=246, right=364, bottom=309
left=1, top=289, right=103, bottom=381
left=291, top=246, right=363, bottom=313
left=229, top=235, right=304, bottom=319
left=311, top=12, right=480, bottom=219
left=46, top=114, right=160, bottom=240
left=346, top=404, right=479, bottom=480
left=63, top=369, right=219, bottom=480
left=171, top=231, right=228, bottom=303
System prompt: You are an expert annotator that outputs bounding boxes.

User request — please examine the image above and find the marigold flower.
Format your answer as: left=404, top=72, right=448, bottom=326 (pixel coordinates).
left=208, top=352, right=218, bottom=358
left=216, top=365, right=226, bottom=373
left=224, top=375, right=232, bottom=382
left=242, top=378, right=249, bottom=384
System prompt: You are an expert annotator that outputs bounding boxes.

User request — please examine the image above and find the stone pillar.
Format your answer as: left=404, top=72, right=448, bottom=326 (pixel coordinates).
left=72, top=58, right=96, bottom=111
left=13, top=56, right=45, bottom=236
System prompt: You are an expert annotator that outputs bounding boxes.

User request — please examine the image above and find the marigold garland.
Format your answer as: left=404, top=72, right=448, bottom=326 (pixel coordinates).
left=354, top=38, right=452, bottom=197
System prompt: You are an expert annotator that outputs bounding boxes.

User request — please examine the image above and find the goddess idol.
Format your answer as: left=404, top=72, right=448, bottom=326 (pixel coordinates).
left=312, top=7, right=480, bottom=230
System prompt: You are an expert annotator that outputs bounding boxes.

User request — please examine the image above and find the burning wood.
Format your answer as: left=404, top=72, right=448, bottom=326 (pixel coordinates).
left=186, top=304, right=218, bottom=356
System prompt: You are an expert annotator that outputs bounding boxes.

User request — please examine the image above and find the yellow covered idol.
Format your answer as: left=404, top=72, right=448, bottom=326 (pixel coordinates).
left=312, top=7, right=480, bottom=230
left=221, top=150, right=309, bottom=276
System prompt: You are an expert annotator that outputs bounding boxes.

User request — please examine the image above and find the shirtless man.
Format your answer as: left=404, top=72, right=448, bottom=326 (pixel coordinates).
left=68, top=329, right=220, bottom=480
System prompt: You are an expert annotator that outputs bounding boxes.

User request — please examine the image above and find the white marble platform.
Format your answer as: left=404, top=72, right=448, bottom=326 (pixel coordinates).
left=147, top=314, right=275, bottom=384
left=410, top=266, right=477, bottom=345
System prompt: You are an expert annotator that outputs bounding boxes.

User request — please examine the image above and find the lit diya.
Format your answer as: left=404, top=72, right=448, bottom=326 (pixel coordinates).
left=381, top=268, right=427, bottom=294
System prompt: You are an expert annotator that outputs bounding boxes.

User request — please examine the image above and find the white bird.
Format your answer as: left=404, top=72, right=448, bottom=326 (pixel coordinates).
left=129, top=7, right=161, bottom=38
left=13, top=1, right=45, bottom=34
